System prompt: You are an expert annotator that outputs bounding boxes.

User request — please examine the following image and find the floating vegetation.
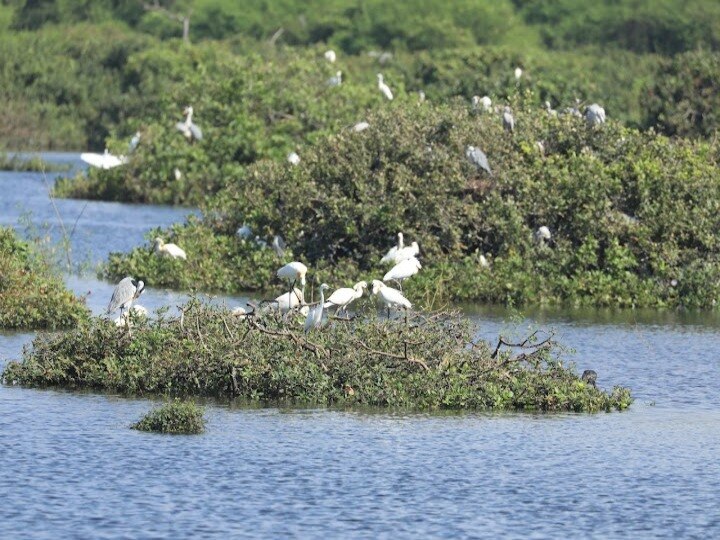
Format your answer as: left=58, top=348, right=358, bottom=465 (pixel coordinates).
left=132, top=400, right=205, bottom=435
left=2, top=300, right=632, bottom=413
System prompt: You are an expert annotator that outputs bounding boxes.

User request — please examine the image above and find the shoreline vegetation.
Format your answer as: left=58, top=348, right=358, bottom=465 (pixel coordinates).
left=0, top=227, right=89, bottom=329
left=0, top=152, right=69, bottom=173
left=1, top=300, right=632, bottom=413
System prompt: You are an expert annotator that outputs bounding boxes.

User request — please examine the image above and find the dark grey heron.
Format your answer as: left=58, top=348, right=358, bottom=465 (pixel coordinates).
left=585, top=103, right=606, bottom=127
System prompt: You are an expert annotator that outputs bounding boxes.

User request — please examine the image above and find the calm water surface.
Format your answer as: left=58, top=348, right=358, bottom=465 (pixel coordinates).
left=1, top=159, right=719, bottom=538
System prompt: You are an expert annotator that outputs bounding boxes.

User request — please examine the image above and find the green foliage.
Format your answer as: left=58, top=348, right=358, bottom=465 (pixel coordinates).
left=0, top=227, right=89, bottom=329
left=132, top=400, right=205, bottom=434
left=107, top=101, right=720, bottom=308
left=2, top=300, right=632, bottom=412
left=645, top=50, right=720, bottom=138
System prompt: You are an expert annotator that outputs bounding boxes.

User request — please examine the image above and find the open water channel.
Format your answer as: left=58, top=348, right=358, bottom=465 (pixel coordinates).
left=1, top=156, right=718, bottom=538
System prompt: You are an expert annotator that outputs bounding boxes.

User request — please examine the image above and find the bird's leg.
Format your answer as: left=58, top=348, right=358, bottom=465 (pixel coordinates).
left=387, top=307, right=391, bottom=320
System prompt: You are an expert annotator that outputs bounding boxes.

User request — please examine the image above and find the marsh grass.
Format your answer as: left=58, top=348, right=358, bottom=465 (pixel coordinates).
left=2, top=299, right=632, bottom=413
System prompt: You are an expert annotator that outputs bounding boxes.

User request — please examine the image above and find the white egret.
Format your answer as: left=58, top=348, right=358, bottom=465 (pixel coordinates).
left=327, top=70, right=342, bottom=87
left=380, top=232, right=404, bottom=264
left=324, top=281, right=367, bottom=314
left=114, top=304, right=148, bottom=327
left=514, top=67, right=523, bottom=80
left=81, top=149, right=124, bottom=170
left=232, top=306, right=248, bottom=317
left=236, top=224, right=253, bottom=239
left=324, top=49, right=336, bottom=63
left=173, top=167, right=182, bottom=181
left=535, top=226, right=552, bottom=245
left=479, top=254, right=490, bottom=268
left=304, top=283, right=330, bottom=333
left=353, top=121, right=370, bottom=132
left=470, top=95, right=492, bottom=112
left=466, top=145, right=492, bottom=176
left=153, top=237, right=187, bottom=260
left=107, top=277, right=145, bottom=321
left=176, top=106, right=203, bottom=141
left=277, top=261, right=308, bottom=298
left=377, top=74, right=393, bottom=100
left=392, top=241, right=420, bottom=264
left=372, top=280, right=411, bottom=319
left=383, top=257, right=421, bottom=291
left=287, top=151, right=301, bottom=165
left=270, top=287, right=305, bottom=314
left=503, top=106, right=515, bottom=133
left=586, top=103, right=606, bottom=126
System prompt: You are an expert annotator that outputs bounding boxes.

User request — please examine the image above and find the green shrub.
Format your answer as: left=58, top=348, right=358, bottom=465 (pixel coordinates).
left=2, top=300, right=632, bottom=412
left=106, top=100, right=720, bottom=308
left=132, top=400, right=206, bottom=434
left=0, top=227, right=89, bottom=329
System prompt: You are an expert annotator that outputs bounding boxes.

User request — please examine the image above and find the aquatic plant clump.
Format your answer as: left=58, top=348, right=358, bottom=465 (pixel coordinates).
left=132, top=400, right=205, bottom=435
left=2, top=300, right=632, bottom=413
left=0, top=227, right=89, bottom=329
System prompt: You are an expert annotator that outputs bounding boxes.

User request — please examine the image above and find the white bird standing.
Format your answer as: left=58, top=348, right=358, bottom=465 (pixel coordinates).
left=81, top=148, right=124, bottom=169
left=277, top=261, right=308, bottom=297
left=585, top=103, right=606, bottom=127
left=153, top=237, right=187, bottom=260
left=383, top=257, right=421, bottom=291
left=372, top=280, right=412, bottom=319
left=107, top=277, right=145, bottom=321
left=304, top=283, right=329, bottom=333
left=231, top=306, right=248, bottom=317
left=380, top=232, right=404, bottom=264
left=514, top=67, right=523, bottom=80
left=173, top=167, right=182, bottom=181
left=287, top=151, right=301, bottom=165
left=324, top=49, right=336, bottom=63
left=503, top=106, right=515, bottom=133
left=471, top=95, right=492, bottom=112
left=353, top=121, right=370, bottom=132
left=324, top=281, right=368, bottom=313
left=327, top=70, right=342, bottom=87
left=128, top=131, right=141, bottom=153
left=466, top=145, right=492, bottom=176
left=377, top=73, right=393, bottom=100
left=392, top=241, right=420, bottom=264
left=176, top=106, right=203, bottom=141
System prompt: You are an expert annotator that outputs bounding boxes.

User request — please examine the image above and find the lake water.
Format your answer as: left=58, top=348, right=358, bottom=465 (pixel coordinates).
left=1, top=157, right=719, bottom=538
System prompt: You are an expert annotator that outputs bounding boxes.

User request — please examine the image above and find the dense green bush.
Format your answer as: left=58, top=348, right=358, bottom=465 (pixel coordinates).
left=132, top=400, right=205, bottom=434
left=106, top=100, right=720, bottom=308
left=0, top=227, right=89, bottom=329
left=2, top=300, right=632, bottom=412
left=645, top=50, right=720, bottom=138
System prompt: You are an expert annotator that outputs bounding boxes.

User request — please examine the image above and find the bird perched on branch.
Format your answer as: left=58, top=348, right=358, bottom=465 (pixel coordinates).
left=305, top=283, right=329, bottom=333
left=154, top=238, right=187, bottom=260
left=107, top=277, right=145, bottom=321
left=377, top=73, right=393, bottom=100
left=324, top=281, right=367, bottom=314
left=372, top=280, right=411, bottom=318
left=176, top=106, right=203, bottom=141
left=466, top=145, right=492, bottom=175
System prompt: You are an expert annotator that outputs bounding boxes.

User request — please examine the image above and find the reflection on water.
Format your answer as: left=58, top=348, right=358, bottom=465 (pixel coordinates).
left=1, top=155, right=719, bottom=538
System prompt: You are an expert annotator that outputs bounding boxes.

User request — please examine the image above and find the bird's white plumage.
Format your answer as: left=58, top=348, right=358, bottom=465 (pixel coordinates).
left=277, top=262, right=308, bottom=287
left=353, top=121, right=370, bottom=132
left=383, top=257, right=421, bottom=282
left=154, top=238, right=187, bottom=260
left=535, top=226, right=552, bottom=244
left=324, top=50, right=336, bottom=63
left=287, top=151, right=301, bottom=165
left=585, top=103, right=606, bottom=126
left=304, top=283, right=329, bottom=333
left=324, top=281, right=367, bottom=311
left=176, top=106, right=203, bottom=141
left=81, top=149, right=124, bottom=169
left=271, top=288, right=305, bottom=314
left=372, top=280, right=412, bottom=310
left=392, top=241, right=419, bottom=264
left=232, top=306, right=248, bottom=317
left=472, top=95, right=492, bottom=112
left=514, top=67, right=523, bottom=80
left=377, top=73, right=393, bottom=100
left=380, top=232, right=404, bottom=264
